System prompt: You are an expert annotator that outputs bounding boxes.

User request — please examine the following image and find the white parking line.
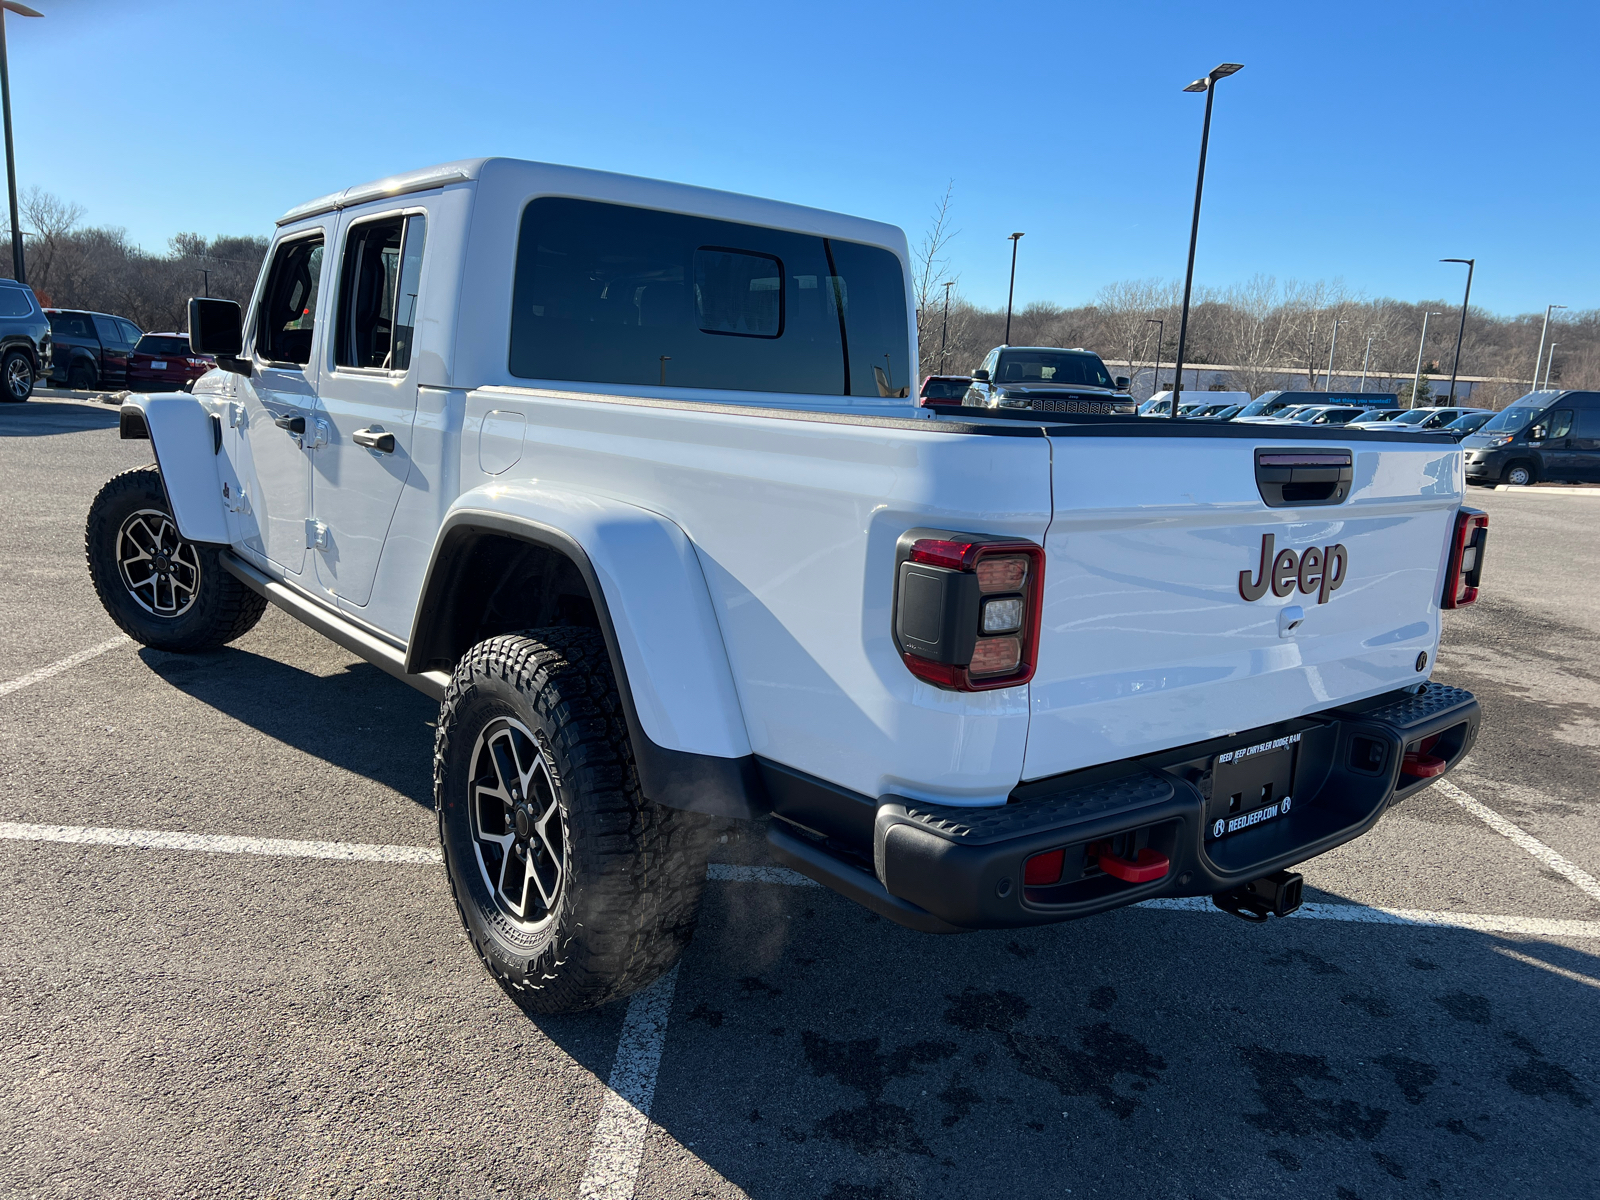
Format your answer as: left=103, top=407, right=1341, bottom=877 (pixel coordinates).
left=0, top=636, right=130, bottom=698
left=577, top=966, right=680, bottom=1200
left=1435, top=779, right=1600, bottom=905
left=0, top=821, right=443, bottom=864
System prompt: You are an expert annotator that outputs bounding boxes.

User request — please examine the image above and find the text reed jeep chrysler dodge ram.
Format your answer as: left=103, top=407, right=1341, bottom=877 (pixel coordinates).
left=85, top=159, right=1485, bottom=1012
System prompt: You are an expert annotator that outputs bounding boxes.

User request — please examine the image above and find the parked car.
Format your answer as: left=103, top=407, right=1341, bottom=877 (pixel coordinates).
left=918, top=374, right=971, bottom=409
left=1351, top=406, right=1485, bottom=433
left=45, top=308, right=144, bottom=391
left=1441, top=411, right=1494, bottom=439
left=1463, top=391, right=1600, bottom=485
left=0, top=277, right=50, bottom=402
left=1235, top=404, right=1317, bottom=425
left=1231, top=391, right=1397, bottom=423
left=1138, top=390, right=1249, bottom=417
left=93, top=157, right=1485, bottom=1013
left=1351, top=408, right=1406, bottom=424
left=964, top=346, right=1136, bottom=415
left=1281, top=405, right=1371, bottom=427
left=127, top=333, right=214, bottom=392
left=1210, top=404, right=1244, bottom=420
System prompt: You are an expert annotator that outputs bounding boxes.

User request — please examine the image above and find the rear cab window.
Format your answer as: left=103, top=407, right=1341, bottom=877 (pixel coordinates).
left=508, top=198, right=910, bottom=398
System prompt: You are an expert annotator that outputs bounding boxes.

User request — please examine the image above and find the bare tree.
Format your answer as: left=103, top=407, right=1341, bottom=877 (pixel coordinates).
left=913, top=182, right=961, bottom=379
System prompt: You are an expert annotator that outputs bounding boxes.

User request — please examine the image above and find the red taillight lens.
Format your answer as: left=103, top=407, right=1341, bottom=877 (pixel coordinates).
left=896, top=535, right=1044, bottom=692
left=1441, top=507, right=1488, bottom=609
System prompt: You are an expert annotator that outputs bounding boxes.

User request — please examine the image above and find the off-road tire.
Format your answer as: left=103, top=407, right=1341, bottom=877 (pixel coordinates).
left=0, top=349, right=30, bottom=401
left=435, top=629, right=711, bottom=1014
left=84, top=466, right=267, bottom=652
left=1503, top=461, right=1535, bottom=487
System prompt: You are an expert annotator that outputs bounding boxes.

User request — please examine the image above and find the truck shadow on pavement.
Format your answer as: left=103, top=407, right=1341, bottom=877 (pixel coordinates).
left=0, top=400, right=120, bottom=436
left=138, top=643, right=438, bottom=808
left=631, top=869, right=1599, bottom=1200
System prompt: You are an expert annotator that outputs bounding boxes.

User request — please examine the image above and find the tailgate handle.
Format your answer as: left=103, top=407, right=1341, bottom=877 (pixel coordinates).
left=1256, top=449, right=1352, bottom=508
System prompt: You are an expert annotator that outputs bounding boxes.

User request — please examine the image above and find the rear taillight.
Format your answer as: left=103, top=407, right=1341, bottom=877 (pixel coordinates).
left=893, top=532, right=1044, bottom=691
left=1441, top=507, right=1488, bottom=608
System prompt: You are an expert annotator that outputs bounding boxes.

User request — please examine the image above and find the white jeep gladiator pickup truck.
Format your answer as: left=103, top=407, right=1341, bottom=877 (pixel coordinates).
left=85, top=158, right=1487, bottom=1013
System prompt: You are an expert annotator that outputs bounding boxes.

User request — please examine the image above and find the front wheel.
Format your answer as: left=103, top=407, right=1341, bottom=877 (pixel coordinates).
left=0, top=350, right=31, bottom=401
left=1504, top=461, right=1535, bottom=487
left=434, top=629, right=711, bottom=1014
left=85, top=466, right=267, bottom=652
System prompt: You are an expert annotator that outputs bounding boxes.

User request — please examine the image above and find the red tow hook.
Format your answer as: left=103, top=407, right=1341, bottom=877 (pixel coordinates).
left=1402, top=734, right=1448, bottom=778
left=1092, top=843, right=1171, bottom=883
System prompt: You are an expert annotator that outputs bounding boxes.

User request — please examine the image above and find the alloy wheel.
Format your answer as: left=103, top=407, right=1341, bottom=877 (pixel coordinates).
left=5, top=356, right=28, bottom=399
left=468, top=716, right=564, bottom=929
left=115, top=508, right=201, bottom=617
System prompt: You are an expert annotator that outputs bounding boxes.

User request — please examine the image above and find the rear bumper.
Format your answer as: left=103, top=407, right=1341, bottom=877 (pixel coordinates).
left=766, top=682, right=1479, bottom=932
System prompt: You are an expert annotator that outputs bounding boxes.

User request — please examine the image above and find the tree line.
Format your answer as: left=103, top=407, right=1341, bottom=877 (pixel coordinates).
left=2, top=188, right=266, bottom=334
left=914, top=188, right=1599, bottom=409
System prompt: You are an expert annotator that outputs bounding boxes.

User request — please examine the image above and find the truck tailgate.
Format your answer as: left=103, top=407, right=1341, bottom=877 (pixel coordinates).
left=1023, top=433, right=1462, bottom=780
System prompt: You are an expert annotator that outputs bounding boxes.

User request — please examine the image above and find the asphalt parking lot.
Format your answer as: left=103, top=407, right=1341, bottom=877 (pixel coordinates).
left=2, top=398, right=1597, bottom=1200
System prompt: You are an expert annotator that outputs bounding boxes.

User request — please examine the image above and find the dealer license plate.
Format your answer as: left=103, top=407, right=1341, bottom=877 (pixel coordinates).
left=1207, top=732, right=1300, bottom=840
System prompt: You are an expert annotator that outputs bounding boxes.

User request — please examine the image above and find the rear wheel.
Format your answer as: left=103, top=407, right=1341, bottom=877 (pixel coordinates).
left=68, top=361, right=97, bottom=391
left=434, top=629, right=711, bottom=1014
left=1504, top=461, right=1535, bottom=487
left=1, top=350, right=31, bottom=402
left=85, top=466, right=267, bottom=652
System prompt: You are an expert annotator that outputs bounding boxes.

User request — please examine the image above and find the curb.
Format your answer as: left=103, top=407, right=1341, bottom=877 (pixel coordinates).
left=1492, top=484, right=1600, bottom=497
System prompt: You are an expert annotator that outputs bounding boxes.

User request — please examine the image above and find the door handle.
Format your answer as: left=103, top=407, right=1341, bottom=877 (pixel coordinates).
left=352, top=426, right=396, bottom=453
left=274, top=413, right=306, bottom=436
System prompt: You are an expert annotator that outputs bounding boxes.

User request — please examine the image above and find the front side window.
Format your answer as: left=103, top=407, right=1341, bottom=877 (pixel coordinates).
left=509, top=198, right=908, bottom=397
left=257, top=235, right=324, bottom=366
left=336, top=213, right=427, bottom=371
left=1544, top=410, right=1574, bottom=439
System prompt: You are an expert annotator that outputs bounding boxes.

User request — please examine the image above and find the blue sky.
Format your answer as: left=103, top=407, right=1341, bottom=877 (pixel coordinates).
left=8, top=0, right=1595, bottom=316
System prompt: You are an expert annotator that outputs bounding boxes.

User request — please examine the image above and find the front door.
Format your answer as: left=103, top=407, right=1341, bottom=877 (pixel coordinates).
left=91, top=314, right=130, bottom=385
left=1566, top=407, right=1600, bottom=482
left=310, top=211, right=428, bottom=609
left=1532, top=407, right=1576, bottom=483
left=236, top=231, right=328, bottom=578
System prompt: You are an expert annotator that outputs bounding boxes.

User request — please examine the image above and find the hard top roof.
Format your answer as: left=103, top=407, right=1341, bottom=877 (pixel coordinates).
left=274, top=157, right=905, bottom=251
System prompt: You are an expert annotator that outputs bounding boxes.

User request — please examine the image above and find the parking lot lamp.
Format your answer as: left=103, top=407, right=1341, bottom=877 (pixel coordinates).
left=1003, top=233, right=1024, bottom=346
left=1542, top=343, right=1559, bottom=391
left=939, top=280, right=954, bottom=373
left=1410, top=311, right=1441, bottom=408
left=1324, top=317, right=1340, bottom=391
left=1169, top=62, right=1243, bottom=419
left=0, top=1, right=42, bottom=286
left=1360, top=335, right=1373, bottom=392
left=1532, top=303, right=1564, bottom=393
left=1145, top=317, right=1164, bottom=399
left=1440, top=258, right=1474, bottom=405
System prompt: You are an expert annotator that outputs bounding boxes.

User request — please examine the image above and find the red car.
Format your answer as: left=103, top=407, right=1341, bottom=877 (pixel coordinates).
left=919, top=374, right=972, bottom=408
left=126, top=332, right=213, bottom=392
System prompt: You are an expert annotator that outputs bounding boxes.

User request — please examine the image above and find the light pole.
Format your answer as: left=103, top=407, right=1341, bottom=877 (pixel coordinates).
left=1169, top=61, right=1243, bottom=419
left=1542, top=343, right=1559, bottom=391
left=194, top=267, right=210, bottom=298
left=1440, top=257, right=1474, bottom=405
left=938, top=280, right=954, bottom=373
left=1324, top=317, right=1340, bottom=391
left=0, top=2, right=42, bottom=286
left=1359, top=335, right=1373, bottom=392
left=1145, top=317, right=1164, bottom=399
left=1003, top=233, right=1024, bottom=346
left=1532, top=303, right=1565, bottom=393
left=1411, top=311, right=1441, bottom=408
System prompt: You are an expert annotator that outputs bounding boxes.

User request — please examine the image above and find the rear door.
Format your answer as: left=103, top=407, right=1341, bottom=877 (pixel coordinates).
left=309, top=209, right=428, bottom=611
left=1023, top=432, right=1462, bottom=780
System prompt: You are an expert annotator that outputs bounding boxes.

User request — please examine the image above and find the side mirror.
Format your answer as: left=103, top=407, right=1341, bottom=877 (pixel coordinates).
left=1528, top=425, right=1545, bottom=441
left=972, top=368, right=990, bottom=383
left=1115, top=376, right=1130, bottom=390
left=188, top=297, right=250, bottom=377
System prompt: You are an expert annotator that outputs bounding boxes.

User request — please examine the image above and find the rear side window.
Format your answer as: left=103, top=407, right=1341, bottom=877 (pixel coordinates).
left=257, top=235, right=324, bottom=366
left=335, top=213, right=426, bottom=371
left=137, top=336, right=190, bottom=356
left=1575, top=409, right=1600, bottom=438
left=49, top=312, right=93, bottom=338
left=509, top=198, right=909, bottom=397
left=0, top=287, right=32, bottom=317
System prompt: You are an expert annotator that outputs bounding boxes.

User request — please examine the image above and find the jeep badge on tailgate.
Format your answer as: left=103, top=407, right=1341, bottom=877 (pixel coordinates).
left=1239, top=533, right=1348, bottom=603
